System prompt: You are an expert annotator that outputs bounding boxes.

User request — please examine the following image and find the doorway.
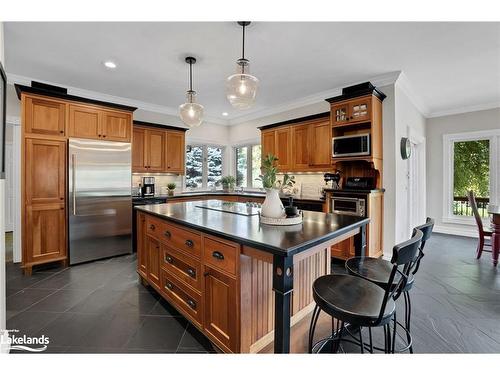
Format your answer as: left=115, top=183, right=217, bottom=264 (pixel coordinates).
left=407, top=135, right=426, bottom=236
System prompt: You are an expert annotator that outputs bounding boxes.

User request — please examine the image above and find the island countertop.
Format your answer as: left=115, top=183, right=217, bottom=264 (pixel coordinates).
left=135, top=200, right=369, bottom=256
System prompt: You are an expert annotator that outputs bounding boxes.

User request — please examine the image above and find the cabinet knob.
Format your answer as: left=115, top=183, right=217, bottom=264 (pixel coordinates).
left=149, top=224, right=155, bottom=230
left=60, top=197, right=64, bottom=200
left=59, top=130, right=64, bottom=134
left=164, top=230, right=171, bottom=238
left=212, top=251, right=224, bottom=260
left=186, top=268, right=196, bottom=278
left=186, top=299, right=197, bottom=310
left=165, top=255, right=173, bottom=264
left=185, top=239, right=194, bottom=248
left=102, top=135, right=106, bottom=138
left=166, top=282, right=174, bottom=290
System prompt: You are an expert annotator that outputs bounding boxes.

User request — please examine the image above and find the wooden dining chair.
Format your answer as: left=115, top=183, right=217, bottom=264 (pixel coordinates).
left=467, top=190, right=492, bottom=259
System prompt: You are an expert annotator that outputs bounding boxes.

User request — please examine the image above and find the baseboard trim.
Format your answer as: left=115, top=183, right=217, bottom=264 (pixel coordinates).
left=433, top=224, right=478, bottom=238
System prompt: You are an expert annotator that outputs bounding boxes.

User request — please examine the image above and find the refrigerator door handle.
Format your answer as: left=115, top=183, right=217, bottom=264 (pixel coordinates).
left=72, top=153, right=77, bottom=216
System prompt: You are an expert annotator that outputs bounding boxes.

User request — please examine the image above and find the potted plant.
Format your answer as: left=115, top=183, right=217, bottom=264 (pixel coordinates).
left=167, top=183, right=176, bottom=196
left=219, top=175, right=236, bottom=192
left=256, top=154, right=285, bottom=218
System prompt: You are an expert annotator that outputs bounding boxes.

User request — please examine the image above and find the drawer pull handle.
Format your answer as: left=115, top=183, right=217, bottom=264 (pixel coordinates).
left=166, top=282, right=174, bottom=290
left=186, top=268, right=196, bottom=278
left=165, top=255, right=173, bottom=264
left=164, top=230, right=171, bottom=238
left=212, top=251, right=224, bottom=260
left=185, top=239, right=194, bottom=248
left=186, top=299, right=197, bottom=310
left=149, top=224, right=156, bottom=230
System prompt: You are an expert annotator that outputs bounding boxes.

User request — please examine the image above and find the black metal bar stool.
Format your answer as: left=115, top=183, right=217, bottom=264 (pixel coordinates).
left=345, top=217, right=434, bottom=353
left=308, top=229, right=423, bottom=354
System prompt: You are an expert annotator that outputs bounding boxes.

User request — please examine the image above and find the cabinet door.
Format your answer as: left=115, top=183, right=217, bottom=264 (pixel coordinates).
left=348, top=97, right=371, bottom=123
left=331, top=103, right=350, bottom=126
left=101, top=110, right=132, bottom=142
left=24, top=96, right=66, bottom=136
left=275, top=127, right=292, bottom=171
left=146, top=130, right=166, bottom=172
left=331, top=237, right=353, bottom=260
left=204, top=266, right=238, bottom=352
left=68, top=104, right=101, bottom=139
left=261, top=130, right=275, bottom=161
left=132, top=127, right=147, bottom=173
left=25, top=203, right=66, bottom=264
left=309, top=120, right=332, bottom=167
left=25, top=138, right=66, bottom=205
left=291, top=124, right=309, bottom=170
left=166, top=131, right=185, bottom=173
left=146, top=235, right=161, bottom=289
left=137, top=212, right=148, bottom=278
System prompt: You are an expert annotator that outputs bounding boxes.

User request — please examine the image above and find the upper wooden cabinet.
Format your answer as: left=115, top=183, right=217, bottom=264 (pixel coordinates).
left=24, top=96, right=66, bottom=136
left=260, top=114, right=332, bottom=173
left=132, top=124, right=186, bottom=174
left=25, top=138, right=66, bottom=205
left=166, top=131, right=185, bottom=173
left=101, top=110, right=132, bottom=142
left=309, top=119, right=332, bottom=168
left=331, top=94, right=373, bottom=127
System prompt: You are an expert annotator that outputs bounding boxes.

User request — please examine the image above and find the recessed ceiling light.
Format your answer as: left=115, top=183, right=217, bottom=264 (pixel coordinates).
left=222, top=112, right=229, bottom=116
left=103, top=61, right=117, bottom=69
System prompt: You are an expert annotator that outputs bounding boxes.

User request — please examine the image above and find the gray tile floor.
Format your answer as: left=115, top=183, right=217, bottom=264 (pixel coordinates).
left=5, top=233, right=500, bottom=353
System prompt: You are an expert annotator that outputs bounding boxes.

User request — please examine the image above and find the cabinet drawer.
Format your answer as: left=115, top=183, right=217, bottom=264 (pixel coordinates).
left=160, top=222, right=202, bottom=259
left=160, top=270, right=203, bottom=328
left=145, top=215, right=162, bottom=239
left=161, top=245, right=202, bottom=291
left=203, top=236, right=238, bottom=276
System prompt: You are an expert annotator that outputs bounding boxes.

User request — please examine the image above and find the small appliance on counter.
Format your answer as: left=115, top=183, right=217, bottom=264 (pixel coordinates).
left=323, top=172, right=341, bottom=190
left=141, top=177, right=155, bottom=197
left=344, top=177, right=375, bottom=191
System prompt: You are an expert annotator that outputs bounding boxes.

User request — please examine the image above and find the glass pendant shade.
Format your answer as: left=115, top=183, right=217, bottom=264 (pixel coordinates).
left=226, top=62, right=259, bottom=110
left=179, top=91, right=204, bottom=128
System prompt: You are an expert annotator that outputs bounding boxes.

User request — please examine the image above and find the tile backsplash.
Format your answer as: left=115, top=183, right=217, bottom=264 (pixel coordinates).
left=276, top=173, right=326, bottom=197
left=132, top=174, right=183, bottom=196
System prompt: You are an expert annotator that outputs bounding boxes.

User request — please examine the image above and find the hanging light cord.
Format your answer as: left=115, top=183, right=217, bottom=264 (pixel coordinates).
left=242, top=23, right=246, bottom=60
left=189, top=60, right=193, bottom=93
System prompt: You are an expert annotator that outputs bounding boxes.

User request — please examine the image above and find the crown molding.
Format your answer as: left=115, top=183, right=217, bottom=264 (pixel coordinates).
left=427, top=101, right=500, bottom=119
left=6, top=73, right=230, bottom=126
left=227, top=71, right=402, bottom=125
left=394, top=72, right=430, bottom=117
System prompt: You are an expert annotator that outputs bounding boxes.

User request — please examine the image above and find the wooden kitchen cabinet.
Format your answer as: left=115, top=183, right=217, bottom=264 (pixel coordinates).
left=261, top=130, right=275, bottom=160
left=101, top=110, right=132, bottom=142
left=275, top=127, right=292, bottom=171
left=331, top=95, right=372, bottom=127
left=132, top=124, right=186, bottom=174
left=203, top=266, right=238, bottom=352
left=309, top=119, right=332, bottom=167
left=24, top=96, right=66, bottom=137
left=25, top=138, right=66, bottom=205
left=291, top=124, right=309, bottom=170
left=166, top=131, right=185, bottom=173
left=146, top=235, right=161, bottom=290
left=68, top=104, right=101, bottom=139
left=136, top=212, right=148, bottom=279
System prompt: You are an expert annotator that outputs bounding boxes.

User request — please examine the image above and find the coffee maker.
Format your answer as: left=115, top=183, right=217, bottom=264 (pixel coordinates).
left=141, top=177, right=155, bottom=197
left=323, top=172, right=341, bottom=190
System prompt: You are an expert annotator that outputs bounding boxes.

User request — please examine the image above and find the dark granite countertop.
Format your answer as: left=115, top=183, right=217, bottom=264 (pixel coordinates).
left=134, top=190, right=326, bottom=203
left=136, top=200, right=369, bottom=256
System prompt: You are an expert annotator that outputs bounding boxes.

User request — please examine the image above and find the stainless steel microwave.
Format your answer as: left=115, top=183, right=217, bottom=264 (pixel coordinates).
left=332, top=133, right=370, bottom=158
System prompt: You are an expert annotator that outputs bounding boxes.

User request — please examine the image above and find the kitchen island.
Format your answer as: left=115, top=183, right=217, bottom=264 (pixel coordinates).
left=135, top=200, right=369, bottom=353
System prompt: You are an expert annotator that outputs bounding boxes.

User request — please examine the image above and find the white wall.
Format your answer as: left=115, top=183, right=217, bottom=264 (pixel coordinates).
left=426, top=107, right=500, bottom=236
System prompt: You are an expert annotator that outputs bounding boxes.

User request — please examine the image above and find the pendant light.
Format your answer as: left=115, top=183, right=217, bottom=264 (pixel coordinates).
left=179, top=56, right=204, bottom=127
left=226, top=21, right=259, bottom=110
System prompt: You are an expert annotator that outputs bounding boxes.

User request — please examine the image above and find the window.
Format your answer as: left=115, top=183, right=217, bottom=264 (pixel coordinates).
left=443, top=130, right=499, bottom=223
left=235, top=144, right=262, bottom=188
left=185, top=144, right=224, bottom=189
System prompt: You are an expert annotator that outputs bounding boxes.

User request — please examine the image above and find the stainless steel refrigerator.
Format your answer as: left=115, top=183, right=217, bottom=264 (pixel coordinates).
left=68, top=138, right=132, bottom=265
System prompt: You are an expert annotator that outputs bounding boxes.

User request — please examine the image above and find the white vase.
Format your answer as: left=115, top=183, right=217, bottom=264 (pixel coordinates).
left=261, top=188, right=285, bottom=218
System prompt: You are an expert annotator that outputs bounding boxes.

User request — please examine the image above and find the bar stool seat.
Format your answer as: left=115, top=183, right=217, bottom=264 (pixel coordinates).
left=313, top=274, right=395, bottom=327
left=345, top=257, right=415, bottom=292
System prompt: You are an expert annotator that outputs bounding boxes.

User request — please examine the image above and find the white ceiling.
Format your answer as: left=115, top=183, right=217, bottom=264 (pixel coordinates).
left=4, top=22, right=500, bottom=124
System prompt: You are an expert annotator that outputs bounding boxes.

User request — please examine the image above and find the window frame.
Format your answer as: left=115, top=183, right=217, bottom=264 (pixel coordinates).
left=442, top=129, right=500, bottom=225
left=233, top=143, right=262, bottom=190
left=185, top=143, right=226, bottom=190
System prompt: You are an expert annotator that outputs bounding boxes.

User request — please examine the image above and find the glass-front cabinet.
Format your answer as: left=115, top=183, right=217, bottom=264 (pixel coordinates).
left=331, top=95, right=372, bottom=126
